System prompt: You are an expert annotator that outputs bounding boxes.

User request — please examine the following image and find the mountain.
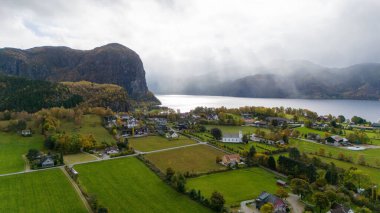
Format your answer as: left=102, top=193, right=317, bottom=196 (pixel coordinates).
left=0, top=75, right=83, bottom=112
left=175, top=61, right=380, bottom=100
left=0, top=43, right=159, bottom=103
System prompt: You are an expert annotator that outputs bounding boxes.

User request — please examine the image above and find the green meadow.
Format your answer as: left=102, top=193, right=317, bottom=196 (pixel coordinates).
left=145, top=145, right=227, bottom=174
left=129, top=135, right=196, bottom=152
left=0, top=169, right=87, bottom=213
left=289, top=138, right=380, bottom=167
left=74, top=157, right=211, bottom=213
left=0, top=132, right=43, bottom=174
left=59, top=114, right=115, bottom=144
left=187, top=167, right=280, bottom=206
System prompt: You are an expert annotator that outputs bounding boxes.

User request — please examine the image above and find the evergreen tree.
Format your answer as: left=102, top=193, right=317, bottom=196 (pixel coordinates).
left=267, top=156, right=276, bottom=170
left=210, top=191, right=225, bottom=212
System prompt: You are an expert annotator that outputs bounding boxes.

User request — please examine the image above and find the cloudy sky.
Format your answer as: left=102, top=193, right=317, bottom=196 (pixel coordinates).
left=1, top=0, right=380, bottom=90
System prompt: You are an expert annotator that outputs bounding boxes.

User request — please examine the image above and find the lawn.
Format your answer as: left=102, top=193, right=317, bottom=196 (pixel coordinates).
left=345, top=129, right=380, bottom=145
left=187, top=167, right=281, bottom=206
left=0, top=132, right=43, bottom=174
left=0, top=169, right=87, bottom=213
left=144, top=145, right=227, bottom=174
left=205, top=125, right=270, bottom=135
left=290, top=138, right=380, bottom=167
left=129, top=135, right=196, bottom=152
left=59, top=114, right=115, bottom=145
left=295, top=126, right=326, bottom=137
left=296, top=126, right=380, bottom=145
left=74, top=157, right=211, bottom=213
left=64, top=152, right=98, bottom=165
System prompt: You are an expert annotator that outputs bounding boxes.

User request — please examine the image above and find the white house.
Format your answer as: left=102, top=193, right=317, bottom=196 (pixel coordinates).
left=222, top=131, right=243, bottom=143
left=166, top=131, right=179, bottom=139
left=127, top=118, right=138, bottom=129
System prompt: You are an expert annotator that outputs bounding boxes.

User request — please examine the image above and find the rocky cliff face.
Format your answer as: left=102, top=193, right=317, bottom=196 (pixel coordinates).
left=0, top=43, right=158, bottom=102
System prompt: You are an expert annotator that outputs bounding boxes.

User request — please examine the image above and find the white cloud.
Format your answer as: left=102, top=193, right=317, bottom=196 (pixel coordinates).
left=1, top=0, right=380, bottom=91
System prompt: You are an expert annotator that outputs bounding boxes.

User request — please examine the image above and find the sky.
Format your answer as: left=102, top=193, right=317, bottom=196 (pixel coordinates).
left=1, top=0, right=380, bottom=91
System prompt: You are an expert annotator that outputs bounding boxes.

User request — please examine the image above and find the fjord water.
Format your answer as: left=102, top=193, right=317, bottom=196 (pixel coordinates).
left=157, top=95, right=380, bottom=122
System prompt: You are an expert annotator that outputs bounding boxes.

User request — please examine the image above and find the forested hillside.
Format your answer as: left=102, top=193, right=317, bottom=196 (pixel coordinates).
left=62, top=81, right=130, bottom=111
left=0, top=75, right=82, bottom=112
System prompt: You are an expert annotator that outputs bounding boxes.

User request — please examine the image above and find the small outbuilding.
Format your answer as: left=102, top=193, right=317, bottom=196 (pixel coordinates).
left=21, top=129, right=32, bottom=137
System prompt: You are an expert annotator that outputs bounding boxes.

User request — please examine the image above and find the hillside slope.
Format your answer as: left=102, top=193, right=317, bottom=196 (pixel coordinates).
left=62, top=81, right=130, bottom=111
left=0, top=75, right=82, bottom=112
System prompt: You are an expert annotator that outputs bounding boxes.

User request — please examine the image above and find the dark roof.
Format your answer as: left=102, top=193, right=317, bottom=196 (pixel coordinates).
left=266, top=117, right=289, bottom=122
left=257, top=192, right=270, bottom=201
left=330, top=203, right=352, bottom=213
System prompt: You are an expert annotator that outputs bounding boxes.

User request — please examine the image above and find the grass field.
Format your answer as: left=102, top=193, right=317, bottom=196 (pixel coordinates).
left=308, top=154, right=380, bottom=186
left=0, top=169, right=87, bottom=213
left=64, top=152, right=98, bottom=165
left=145, top=145, right=227, bottom=174
left=215, top=141, right=279, bottom=153
left=0, top=132, right=43, bottom=174
left=59, top=114, right=115, bottom=145
left=187, top=167, right=280, bottom=206
left=290, top=138, right=380, bottom=167
left=74, top=157, right=211, bottom=213
left=129, top=135, right=196, bottom=152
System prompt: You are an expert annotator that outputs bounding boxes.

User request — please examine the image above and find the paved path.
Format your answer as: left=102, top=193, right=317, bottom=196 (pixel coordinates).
left=0, top=165, right=63, bottom=177
left=287, top=194, right=304, bottom=213
left=22, top=155, right=31, bottom=172
left=60, top=167, right=92, bottom=213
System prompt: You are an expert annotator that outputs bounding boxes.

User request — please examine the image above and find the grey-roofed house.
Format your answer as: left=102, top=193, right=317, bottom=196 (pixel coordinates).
left=256, top=191, right=287, bottom=213
left=41, top=156, right=55, bottom=168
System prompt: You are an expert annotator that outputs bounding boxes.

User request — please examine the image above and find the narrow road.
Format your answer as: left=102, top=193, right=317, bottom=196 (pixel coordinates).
left=60, top=167, right=92, bottom=213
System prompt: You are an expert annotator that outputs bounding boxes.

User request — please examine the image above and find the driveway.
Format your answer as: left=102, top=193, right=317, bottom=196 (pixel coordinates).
left=287, top=193, right=304, bottom=213
left=240, top=200, right=258, bottom=213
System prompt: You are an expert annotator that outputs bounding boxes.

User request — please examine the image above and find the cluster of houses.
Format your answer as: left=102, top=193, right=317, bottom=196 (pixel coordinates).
left=219, top=130, right=286, bottom=146
left=103, top=114, right=148, bottom=138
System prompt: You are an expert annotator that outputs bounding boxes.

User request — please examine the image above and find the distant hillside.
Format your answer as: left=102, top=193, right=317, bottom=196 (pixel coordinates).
left=62, top=81, right=130, bottom=111
left=0, top=75, right=82, bottom=112
left=0, top=43, right=160, bottom=103
left=178, top=61, right=380, bottom=100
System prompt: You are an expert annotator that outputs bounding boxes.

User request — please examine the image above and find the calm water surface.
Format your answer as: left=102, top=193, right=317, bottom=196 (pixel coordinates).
left=157, top=95, right=380, bottom=122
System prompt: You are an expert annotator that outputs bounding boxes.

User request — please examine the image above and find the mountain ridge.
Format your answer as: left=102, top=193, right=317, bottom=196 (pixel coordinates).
left=170, top=61, right=380, bottom=100
left=0, top=43, right=159, bottom=103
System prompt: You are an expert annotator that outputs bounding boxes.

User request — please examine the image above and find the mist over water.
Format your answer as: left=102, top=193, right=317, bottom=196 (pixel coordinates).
left=157, top=95, right=380, bottom=122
